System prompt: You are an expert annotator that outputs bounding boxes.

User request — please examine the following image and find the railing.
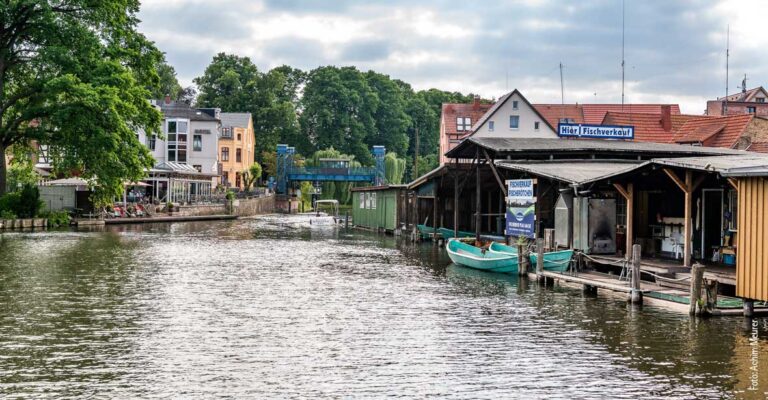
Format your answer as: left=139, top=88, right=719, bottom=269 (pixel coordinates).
left=288, top=167, right=377, bottom=176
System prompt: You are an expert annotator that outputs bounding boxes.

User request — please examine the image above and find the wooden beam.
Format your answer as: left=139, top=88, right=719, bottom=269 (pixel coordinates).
left=684, top=170, right=693, bottom=268
left=692, top=174, right=707, bottom=192
left=727, top=177, right=739, bottom=190
left=475, top=148, right=482, bottom=241
left=613, top=183, right=630, bottom=200
left=483, top=148, right=507, bottom=195
left=454, top=159, right=459, bottom=238
left=626, top=183, right=634, bottom=258
left=663, top=168, right=688, bottom=193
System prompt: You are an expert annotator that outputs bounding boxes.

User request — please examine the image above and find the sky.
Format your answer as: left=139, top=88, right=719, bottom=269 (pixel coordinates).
left=138, top=0, right=768, bottom=114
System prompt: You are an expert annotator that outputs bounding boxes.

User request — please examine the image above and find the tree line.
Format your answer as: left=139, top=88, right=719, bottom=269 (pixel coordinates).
left=158, top=53, right=484, bottom=182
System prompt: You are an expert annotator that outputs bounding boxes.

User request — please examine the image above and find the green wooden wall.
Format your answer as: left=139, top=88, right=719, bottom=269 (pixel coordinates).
left=352, top=188, right=400, bottom=231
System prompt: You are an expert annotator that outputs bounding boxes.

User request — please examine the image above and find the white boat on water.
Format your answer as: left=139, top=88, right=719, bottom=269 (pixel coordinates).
left=309, top=199, right=339, bottom=225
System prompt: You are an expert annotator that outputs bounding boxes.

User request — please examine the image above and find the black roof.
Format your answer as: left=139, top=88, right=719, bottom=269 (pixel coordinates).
left=157, top=101, right=219, bottom=122
left=446, top=137, right=743, bottom=160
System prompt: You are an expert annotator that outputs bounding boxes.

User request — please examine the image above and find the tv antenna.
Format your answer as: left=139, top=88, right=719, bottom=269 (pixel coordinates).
left=621, top=0, right=625, bottom=110
left=724, top=24, right=730, bottom=115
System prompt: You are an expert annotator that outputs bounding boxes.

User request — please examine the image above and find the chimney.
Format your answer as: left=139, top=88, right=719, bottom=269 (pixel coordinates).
left=661, top=105, right=672, bottom=131
left=164, top=94, right=171, bottom=104
left=473, top=95, right=480, bottom=110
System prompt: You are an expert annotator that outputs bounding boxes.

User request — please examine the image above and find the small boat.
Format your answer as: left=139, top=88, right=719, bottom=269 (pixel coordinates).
left=438, top=227, right=476, bottom=239
left=446, top=239, right=519, bottom=273
left=487, top=242, right=520, bottom=256
left=417, top=224, right=437, bottom=239
left=529, top=249, right=574, bottom=273
left=309, top=199, right=339, bottom=225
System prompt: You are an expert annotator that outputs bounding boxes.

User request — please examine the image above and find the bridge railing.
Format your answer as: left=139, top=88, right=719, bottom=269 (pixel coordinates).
left=288, top=166, right=378, bottom=176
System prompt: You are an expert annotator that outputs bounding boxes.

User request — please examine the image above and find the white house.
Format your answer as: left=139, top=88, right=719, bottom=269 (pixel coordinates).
left=136, top=98, right=221, bottom=203
left=470, top=89, right=557, bottom=139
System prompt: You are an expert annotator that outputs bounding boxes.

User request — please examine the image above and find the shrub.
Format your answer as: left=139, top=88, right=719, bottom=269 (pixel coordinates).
left=0, top=184, right=42, bottom=218
left=40, top=210, right=71, bottom=227
left=0, top=210, right=16, bottom=219
left=226, top=190, right=235, bottom=201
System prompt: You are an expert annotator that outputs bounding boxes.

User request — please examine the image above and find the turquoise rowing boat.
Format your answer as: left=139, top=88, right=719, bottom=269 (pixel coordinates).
left=487, top=241, right=519, bottom=256
left=446, top=239, right=519, bottom=273
left=529, top=250, right=574, bottom=273
left=416, top=224, right=436, bottom=239
left=438, top=227, right=475, bottom=239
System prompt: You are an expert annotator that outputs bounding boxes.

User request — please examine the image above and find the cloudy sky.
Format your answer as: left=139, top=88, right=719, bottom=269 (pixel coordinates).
left=138, top=0, right=768, bottom=114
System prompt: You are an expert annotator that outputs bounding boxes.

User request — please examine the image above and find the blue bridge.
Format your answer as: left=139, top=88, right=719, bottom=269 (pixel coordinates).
left=276, top=144, right=386, bottom=194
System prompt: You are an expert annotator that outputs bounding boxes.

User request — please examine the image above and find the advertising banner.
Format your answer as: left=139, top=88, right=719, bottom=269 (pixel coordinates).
left=506, top=179, right=535, bottom=238
left=558, top=123, right=634, bottom=140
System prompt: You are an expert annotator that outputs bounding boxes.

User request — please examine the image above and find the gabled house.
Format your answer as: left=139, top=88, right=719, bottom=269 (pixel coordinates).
left=218, top=112, right=255, bottom=190
left=438, top=97, right=492, bottom=165
left=470, top=89, right=557, bottom=139
left=707, top=85, right=768, bottom=117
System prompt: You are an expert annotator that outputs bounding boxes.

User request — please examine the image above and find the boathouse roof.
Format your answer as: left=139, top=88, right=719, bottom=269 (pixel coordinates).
left=652, top=154, right=768, bottom=177
left=445, top=137, right=744, bottom=160
left=495, top=160, right=649, bottom=185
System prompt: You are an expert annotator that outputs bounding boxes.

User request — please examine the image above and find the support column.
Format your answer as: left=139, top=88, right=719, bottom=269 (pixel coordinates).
left=454, top=171, right=459, bottom=238
left=629, top=244, right=643, bottom=304
left=613, top=182, right=635, bottom=258
left=684, top=171, right=693, bottom=268
left=475, top=151, right=481, bottom=241
left=689, top=263, right=705, bottom=315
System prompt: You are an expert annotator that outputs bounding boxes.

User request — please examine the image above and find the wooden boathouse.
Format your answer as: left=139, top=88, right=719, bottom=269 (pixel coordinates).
left=408, top=137, right=768, bottom=313
left=351, top=185, right=409, bottom=233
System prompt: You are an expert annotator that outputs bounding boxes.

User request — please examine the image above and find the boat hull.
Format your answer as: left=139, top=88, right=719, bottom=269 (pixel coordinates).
left=488, top=242, right=519, bottom=256
left=446, top=239, right=519, bottom=273
left=529, top=250, right=574, bottom=272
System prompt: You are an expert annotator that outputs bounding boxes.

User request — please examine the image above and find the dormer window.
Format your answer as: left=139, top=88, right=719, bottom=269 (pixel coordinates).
left=757, top=98, right=765, bottom=103
left=456, top=117, right=472, bottom=131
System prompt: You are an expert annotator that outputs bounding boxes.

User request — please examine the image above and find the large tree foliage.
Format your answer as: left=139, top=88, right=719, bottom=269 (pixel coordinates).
left=384, top=152, right=406, bottom=185
left=151, top=59, right=195, bottom=103
left=194, top=54, right=301, bottom=164
left=0, top=1, right=163, bottom=199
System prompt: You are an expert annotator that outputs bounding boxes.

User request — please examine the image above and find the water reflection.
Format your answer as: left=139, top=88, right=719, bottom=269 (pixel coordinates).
left=0, top=216, right=765, bottom=398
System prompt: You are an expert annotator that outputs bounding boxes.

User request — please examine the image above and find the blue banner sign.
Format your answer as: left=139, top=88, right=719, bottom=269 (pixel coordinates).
left=558, top=123, right=634, bottom=140
left=506, top=179, right=535, bottom=238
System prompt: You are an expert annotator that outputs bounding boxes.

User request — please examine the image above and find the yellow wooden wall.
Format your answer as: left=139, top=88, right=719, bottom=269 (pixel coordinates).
left=736, top=177, right=768, bottom=301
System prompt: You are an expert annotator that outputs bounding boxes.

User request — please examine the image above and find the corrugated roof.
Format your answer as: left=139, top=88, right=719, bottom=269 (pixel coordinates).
left=446, top=137, right=743, bottom=159
left=220, top=112, right=252, bottom=128
left=652, top=154, right=768, bottom=177
left=496, top=160, right=648, bottom=185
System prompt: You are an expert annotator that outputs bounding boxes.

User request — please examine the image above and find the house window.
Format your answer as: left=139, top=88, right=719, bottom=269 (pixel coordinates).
left=456, top=117, right=471, bottom=131
left=221, top=147, right=229, bottom=161
left=222, top=171, right=229, bottom=186
left=359, top=192, right=365, bottom=209
left=166, top=119, right=188, bottom=163
left=222, top=127, right=232, bottom=138
left=370, top=192, right=377, bottom=210
left=235, top=172, right=241, bottom=188
left=193, top=134, right=202, bottom=151
left=747, top=106, right=756, bottom=114
left=193, top=164, right=202, bottom=173
left=757, top=98, right=765, bottom=103
left=509, top=115, right=520, bottom=129
left=534, top=121, right=540, bottom=130
left=488, top=121, right=495, bottom=132
left=237, top=133, right=242, bottom=141
left=147, top=135, right=156, bottom=151
left=512, top=100, right=519, bottom=110
left=236, top=148, right=242, bottom=163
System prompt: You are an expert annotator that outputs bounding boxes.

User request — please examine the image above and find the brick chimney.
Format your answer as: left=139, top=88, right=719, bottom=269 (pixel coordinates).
left=164, top=94, right=171, bottom=104
left=661, top=105, right=672, bottom=131
left=472, top=95, right=480, bottom=110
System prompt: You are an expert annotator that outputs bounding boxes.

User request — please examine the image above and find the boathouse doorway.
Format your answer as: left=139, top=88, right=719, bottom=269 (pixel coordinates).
left=701, top=189, right=724, bottom=262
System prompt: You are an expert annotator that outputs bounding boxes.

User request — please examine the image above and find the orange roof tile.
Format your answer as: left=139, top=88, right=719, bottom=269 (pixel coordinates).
left=532, top=104, right=584, bottom=129
left=673, top=114, right=753, bottom=148
left=583, top=104, right=680, bottom=124
left=747, top=141, right=768, bottom=153
left=442, top=102, right=493, bottom=139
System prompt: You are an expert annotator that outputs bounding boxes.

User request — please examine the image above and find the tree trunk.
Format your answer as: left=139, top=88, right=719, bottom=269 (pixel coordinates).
left=0, top=143, right=7, bottom=196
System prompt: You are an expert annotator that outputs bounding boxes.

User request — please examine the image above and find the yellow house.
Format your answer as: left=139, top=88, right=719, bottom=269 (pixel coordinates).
left=218, top=113, right=254, bottom=190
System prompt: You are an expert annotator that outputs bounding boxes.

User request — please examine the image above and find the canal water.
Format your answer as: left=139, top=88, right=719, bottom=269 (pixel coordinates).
left=0, top=215, right=766, bottom=399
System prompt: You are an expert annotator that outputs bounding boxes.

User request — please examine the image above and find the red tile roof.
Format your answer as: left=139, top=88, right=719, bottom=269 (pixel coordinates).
left=673, top=115, right=753, bottom=147
left=442, top=101, right=493, bottom=139
left=747, top=141, right=768, bottom=153
left=601, top=112, right=693, bottom=143
left=532, top=104, right=584, bottom=129
left=582, top=104, right=681, bottom=124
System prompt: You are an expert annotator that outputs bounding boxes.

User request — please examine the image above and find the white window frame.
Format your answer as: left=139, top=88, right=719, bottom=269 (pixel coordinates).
left=512, top=100, right=519, bottom=110
left=509, top=115, right=520, bottom=129
left=166, top=118, right=189, bottom=163
left=370, top=192, right=377, bottom=210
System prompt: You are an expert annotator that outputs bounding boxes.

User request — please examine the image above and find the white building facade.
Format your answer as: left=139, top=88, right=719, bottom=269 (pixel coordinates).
left=471, top=90, right=557, bottom=139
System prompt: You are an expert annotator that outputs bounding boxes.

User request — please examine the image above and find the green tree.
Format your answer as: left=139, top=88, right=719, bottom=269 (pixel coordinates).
left=242, top=161, right=263, bottom=191
left=6, top=145, right=39, bottom=192
left=0, top=1, right=163, bottom=199
left=384, top=152, right=406, bottom=184
left=365, top=71, right=410, bottom=156
left=300, top=66, right=378, bottom=165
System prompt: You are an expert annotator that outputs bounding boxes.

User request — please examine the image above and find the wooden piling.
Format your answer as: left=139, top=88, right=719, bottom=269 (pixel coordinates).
left=345, top=211, right=349, bottom=229
left=629, top=244, right=643, bottom=304
left=536, top=238, right=544, bottom=283
left=517, top=244, right=525, bottom=276
left=689, top=263, right=705, bottom=315
left=743, top=299, right=755, bottom=317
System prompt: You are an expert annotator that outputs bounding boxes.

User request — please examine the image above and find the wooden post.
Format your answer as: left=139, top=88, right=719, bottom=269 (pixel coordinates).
left=433, top=193, right=439, bottom=245
left=345, top=210, right=349, bottom=229
left=704, top=279, right=718, bottom=314
left=689, top=263, right=705, bottom=315
left=517, top=244, right=526, bottom=276
left=626, top=183, right=634, bottom=257
left=454, top=171, right=459, bottom=239
left=536, top=238, right=545, bottom=282
left=630, top=244, right=643, bottom=304
left=475, top=152, right=481, bottom=241
left=743, top=299, right=755, bottom=317
left=684, top=171, right=693, bottom=268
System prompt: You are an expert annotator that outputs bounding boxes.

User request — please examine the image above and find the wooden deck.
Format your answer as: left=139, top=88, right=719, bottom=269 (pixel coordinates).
left=586, top=254, right=737, bottom=286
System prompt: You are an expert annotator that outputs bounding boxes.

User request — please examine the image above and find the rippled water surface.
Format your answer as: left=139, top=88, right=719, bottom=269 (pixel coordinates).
left=1, top=215, right=767, bottom=399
